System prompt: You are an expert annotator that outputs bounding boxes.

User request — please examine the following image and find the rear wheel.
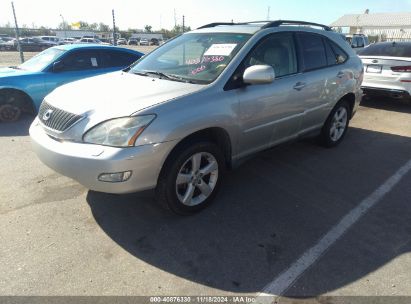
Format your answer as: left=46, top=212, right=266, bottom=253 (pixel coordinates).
left=156, top=142, right=225, bottom=215
left=320, top=101, right=350, bottom=147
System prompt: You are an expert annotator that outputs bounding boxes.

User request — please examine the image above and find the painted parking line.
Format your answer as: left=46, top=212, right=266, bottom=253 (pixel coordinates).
left=259, top=158, right=411, bottom=297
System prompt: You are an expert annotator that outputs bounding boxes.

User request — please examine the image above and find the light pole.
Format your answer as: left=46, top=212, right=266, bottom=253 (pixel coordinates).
left=60, top=14, right=67, bottom=38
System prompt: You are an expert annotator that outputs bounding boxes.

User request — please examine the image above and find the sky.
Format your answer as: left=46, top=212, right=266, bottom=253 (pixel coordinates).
left=1, top=0, right=411, bottom=31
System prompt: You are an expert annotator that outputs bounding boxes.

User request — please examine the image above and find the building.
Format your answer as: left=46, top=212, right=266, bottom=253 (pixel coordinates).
left=130, top=33, right=163, bottom=41
left=55, top=30, right=97, bottom=39
left=55, top=30, right=121, bottom=40
left=331, top=12, right=411, bottom=41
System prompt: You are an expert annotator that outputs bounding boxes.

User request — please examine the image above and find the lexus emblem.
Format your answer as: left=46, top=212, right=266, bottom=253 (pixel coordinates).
left=372, top=59, right=379, bottom=63
left=42, top=109, right=53, bottom=121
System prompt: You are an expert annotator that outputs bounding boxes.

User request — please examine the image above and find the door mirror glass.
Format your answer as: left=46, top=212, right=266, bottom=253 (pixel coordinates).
left=243, top=65, right=275, bottom=85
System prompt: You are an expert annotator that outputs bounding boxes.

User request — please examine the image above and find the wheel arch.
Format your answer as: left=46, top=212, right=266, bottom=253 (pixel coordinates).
left=338, top=92, right=356, bottom=119
left=0, top=87, right=36, bottom=114
left=158, top=127, right=233, bottom=181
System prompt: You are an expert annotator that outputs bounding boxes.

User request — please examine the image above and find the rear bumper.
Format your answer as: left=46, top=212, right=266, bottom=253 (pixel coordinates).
left=361, top=86, right=411, bottom=99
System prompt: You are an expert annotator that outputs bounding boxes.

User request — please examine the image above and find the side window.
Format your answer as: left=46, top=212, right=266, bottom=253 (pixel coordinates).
left=324, top=39, right=337, bottom=66
left=297, top=33, right=327, bottom=71
left=245, top=33, right=298, bottom=78
left=329, top=40, right=348, bottom=64
left=61, top=50, right=100, bottom=71
left=100, top=50, right=140, bottom=68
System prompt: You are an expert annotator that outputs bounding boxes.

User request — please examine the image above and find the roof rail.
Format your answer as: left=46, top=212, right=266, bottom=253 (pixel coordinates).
left=197, top=22, right=236, bottom=29
left=262, top=20, right=332, bottom=31
left=197, top=20, right=333, bottom=31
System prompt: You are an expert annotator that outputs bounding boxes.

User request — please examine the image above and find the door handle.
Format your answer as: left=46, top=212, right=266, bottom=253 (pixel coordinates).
left=293, top=82, right=306, bottom=91
left=337, top=71, right=345, bottom=78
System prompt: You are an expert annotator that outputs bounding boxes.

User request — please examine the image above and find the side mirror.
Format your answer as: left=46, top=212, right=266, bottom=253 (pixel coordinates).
left=243, top=65, right=275, bottom=85
left=52, top=61, right=64, bottom=72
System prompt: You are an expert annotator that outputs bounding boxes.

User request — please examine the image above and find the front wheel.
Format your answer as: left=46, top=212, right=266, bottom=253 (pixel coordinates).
left=156, top=142, right=225, bottom=215
left=320, top=101, right=350, bottom=147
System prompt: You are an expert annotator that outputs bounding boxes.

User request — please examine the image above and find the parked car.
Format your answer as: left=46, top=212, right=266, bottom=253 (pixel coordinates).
left=0, top=44, right=143, bottom=121
left=78, top=38, right=101, bottom=44
left=30, top=20, right=363, bottom=214
left=0, top=38, right=16, bottom=51
left=345, top=34, right=370, bottom=52
left=117, top=38, right=128, bottom=45
left=60, top=37, right=77, bottom=45
left=358, top=41, right=411, bottom=100
left=36, top=36, right=60, bottom=45
left=11, top=38, right=53, bottom=52
left=139, top=38, right=149, bottom=46
left=150, top=38, right=160, bottom=46
left=128, top=38, right=139, bottom=45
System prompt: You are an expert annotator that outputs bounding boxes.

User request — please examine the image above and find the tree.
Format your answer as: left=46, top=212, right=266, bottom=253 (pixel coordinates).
left=79, top=21, right=90, bottom=29
left=99, top=22, right=110, bottom=32
left=89, top=23, right=98, bottom=31
left=57, top=21, right=72, bottom=31
left=144, top=25, right=152, bottom=33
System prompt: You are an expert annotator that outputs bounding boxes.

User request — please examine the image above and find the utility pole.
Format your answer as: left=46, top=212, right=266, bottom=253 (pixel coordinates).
left=11, top=2, right=24, bottom=63
left=60, top=14, right=67, bottom=38
left=174, top=9, right=177, bottom=28
left=182, top=15, right=185, bottom=33
left=112, top=9, right=117, bottom=46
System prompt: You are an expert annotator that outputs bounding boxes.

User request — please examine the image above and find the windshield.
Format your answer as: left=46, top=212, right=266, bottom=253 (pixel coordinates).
left=18, top=48, right=66, bottom=72
left=358, top=43, right=411, bottom=57
left=130, top=32, right=251, bottom=84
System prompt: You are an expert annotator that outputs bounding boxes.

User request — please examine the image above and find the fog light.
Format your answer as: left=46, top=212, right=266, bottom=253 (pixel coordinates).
left=98, top=171, right=132, bottom=183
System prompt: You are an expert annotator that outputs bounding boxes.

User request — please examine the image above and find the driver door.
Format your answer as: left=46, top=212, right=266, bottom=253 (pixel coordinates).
left=233, top=32, right=306, bottom=157
left=44, top=49, right=104, bottom=96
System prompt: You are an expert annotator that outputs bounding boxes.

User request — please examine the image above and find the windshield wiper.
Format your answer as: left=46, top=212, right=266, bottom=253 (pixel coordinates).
left=133, top=70, right=197, bottom=84
left=9, top=66, right=22, bottom=70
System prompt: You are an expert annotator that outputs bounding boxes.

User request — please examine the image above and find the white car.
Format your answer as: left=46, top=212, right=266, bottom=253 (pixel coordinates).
left=359, top=42, right=411, bottom=100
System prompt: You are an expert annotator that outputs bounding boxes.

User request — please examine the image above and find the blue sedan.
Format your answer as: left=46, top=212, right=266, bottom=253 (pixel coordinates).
left=0, top=44, right=143, bottom=121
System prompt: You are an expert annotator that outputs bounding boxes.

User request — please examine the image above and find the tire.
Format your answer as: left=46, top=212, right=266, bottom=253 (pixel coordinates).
left=156, top=141, right=225, bottom=215
left=0, top=104, right=21, bottom=122
left=320, top=100, right=350, bottom=148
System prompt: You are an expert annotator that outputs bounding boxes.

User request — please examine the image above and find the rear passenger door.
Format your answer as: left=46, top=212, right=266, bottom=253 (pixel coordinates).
left=295, top=32, right=349, bottom=132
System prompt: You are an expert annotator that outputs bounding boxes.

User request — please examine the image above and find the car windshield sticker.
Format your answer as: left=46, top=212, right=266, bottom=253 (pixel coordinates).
left=204, top=44, right=237, bottom=56
left=91, top=57, right=98, bottom=67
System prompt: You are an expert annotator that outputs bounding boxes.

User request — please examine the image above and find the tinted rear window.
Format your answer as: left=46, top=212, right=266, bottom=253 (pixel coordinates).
left=359, top=43, right=411, bottom=57
left=297, top=33, right=327, bottom=71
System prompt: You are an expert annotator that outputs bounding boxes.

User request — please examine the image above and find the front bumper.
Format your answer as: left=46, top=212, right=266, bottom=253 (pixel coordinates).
left=30, top=119, right=177, bottom=194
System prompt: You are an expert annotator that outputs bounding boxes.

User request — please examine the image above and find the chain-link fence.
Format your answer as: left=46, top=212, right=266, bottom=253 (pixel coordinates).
left=0, top=27, right=163, bottom=68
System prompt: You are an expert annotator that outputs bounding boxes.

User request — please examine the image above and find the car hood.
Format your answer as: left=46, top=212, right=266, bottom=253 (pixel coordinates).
left=0, top=67, right=37, bottom=78
left=45, top=71, right=205, bottom=118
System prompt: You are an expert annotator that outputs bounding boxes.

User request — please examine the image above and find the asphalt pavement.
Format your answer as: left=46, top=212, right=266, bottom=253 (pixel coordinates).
left=0, top=98, right=410, bottom=299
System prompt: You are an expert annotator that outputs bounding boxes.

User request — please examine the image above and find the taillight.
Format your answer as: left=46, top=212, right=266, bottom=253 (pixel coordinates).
left=391, top=66, right=411, bottom=72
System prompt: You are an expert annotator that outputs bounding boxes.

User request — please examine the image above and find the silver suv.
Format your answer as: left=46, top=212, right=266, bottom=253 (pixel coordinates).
left=30, top=20, right=363, bottom=214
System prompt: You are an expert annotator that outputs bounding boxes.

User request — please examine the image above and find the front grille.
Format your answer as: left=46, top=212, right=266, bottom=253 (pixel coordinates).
left=38, top=102, right=82, bottom=132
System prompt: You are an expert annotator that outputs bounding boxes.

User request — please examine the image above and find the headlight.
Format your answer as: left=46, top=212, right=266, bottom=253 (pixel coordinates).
left=83, top=115, right=156, bottom=147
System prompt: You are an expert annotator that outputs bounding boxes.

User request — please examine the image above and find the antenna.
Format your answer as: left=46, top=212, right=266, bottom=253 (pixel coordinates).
left=267, top=6, right=271, bottom=20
